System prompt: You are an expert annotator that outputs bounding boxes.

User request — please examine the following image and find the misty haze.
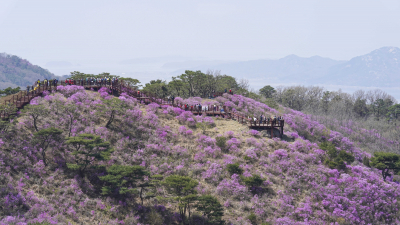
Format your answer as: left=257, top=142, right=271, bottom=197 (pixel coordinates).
left=1, top=1, right=400, bottom=224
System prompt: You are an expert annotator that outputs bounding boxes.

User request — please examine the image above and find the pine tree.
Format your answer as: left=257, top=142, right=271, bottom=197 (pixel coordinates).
left=195, top=195, right=224, bottom=225
left=33, top=127, right=63, bottom=166
left=99, top=164, right=149, bottom=196
left=163, top=175, right=198, bottom=225
left=370, top=152, right=400, bottom=181
left=66, top=133, right=113, bottom=176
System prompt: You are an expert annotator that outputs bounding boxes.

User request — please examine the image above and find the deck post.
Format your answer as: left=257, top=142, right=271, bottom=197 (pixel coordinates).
left=271, top=127, right=273, bottom=138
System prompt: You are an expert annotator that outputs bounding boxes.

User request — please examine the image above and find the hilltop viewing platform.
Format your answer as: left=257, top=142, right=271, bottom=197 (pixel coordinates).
left=0, top=78, right=285, bottom=138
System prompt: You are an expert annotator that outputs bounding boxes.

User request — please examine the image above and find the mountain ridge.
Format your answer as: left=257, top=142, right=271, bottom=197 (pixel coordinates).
left=0, top=53, right=58, bottom=89
left=170, top=46, right=400, bottom=88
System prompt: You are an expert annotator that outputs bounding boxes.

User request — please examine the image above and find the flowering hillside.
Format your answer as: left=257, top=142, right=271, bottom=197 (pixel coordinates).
left=0, top=86, right=399, bottom=225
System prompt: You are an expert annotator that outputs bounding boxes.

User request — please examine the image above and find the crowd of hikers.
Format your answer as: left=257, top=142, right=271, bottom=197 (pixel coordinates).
left=25, top=77, right=119, bottom=94
left=64, top=77, right=119, bottom=86
left=179, top=103, right=224, bottom=113
left=250, top=115, right=284, bottom=125
left=174, top=102, right=283, bottom=125
left=26, top=78, right=59, bottom=94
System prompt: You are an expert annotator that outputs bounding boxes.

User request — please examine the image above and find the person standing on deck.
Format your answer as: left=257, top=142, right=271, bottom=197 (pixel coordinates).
left=225, top=89, right=227, bottom=93
left=260, top=115, right=263, bottom=125
left=26, top=86, right=30, bottom=94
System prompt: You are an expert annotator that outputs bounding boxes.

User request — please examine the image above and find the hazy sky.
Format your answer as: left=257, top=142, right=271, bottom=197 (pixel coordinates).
left=1, top=0, right=400, bottom=64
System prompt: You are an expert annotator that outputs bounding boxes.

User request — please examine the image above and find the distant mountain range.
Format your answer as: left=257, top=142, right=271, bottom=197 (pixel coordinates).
left=0, top=53, right=58, bottom=89
left=171, top=46, right=400, bottom=88
left=1, top=47, right=400, bottom=92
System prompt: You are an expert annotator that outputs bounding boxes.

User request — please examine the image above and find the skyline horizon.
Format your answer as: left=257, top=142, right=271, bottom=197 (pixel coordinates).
left=2, top=0, right=400, bottom=64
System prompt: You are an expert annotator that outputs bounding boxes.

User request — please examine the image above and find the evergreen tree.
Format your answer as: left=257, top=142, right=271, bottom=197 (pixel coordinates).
left=66, top=133, right=113, bottom=176
left=163, top=175, right=198, bottom=225
left=259, top=85, right=276, bottom=98
left=195, top=195, right=224, bottom=225
left=353, top=97, right=369, bottom=118
left=33, top=127, right=63, bottom=166
left=0, top=87, right=21, bottom=97
left=370, top=152, right=400, bottom=181
left=99, top=164, right=149, bottom=196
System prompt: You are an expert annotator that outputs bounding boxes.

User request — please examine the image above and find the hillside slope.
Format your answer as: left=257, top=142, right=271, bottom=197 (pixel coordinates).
left=0, top=87, right=399, bottom=224
left=0, top=53, right=57, bottom=89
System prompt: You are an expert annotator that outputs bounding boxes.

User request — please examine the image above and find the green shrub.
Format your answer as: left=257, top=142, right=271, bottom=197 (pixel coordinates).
left=243, top=156, right=252, bottom=161
left=227, top=163, right=243, bottom=175
left=325, top=158, right=346, bottom=170
left=318, top=141, right=337, bottom=158
left=241, top=174, right=265, bottom=195
left=216, top=136, right=227, bottom=151
left=320, top=141, right=354, bottom=170
left=363, top=156, right=370, bottom=167
left=242, top=174, right=264, bottom=187
left=247, top=213, right=257, bottom=225
left=196, top=122, right=212, bottom=134
left=338, top=150, right=355, bottom=164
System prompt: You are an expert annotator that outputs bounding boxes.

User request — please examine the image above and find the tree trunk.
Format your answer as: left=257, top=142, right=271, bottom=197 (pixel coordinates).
left=33, top=116, right=38, bottom=131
